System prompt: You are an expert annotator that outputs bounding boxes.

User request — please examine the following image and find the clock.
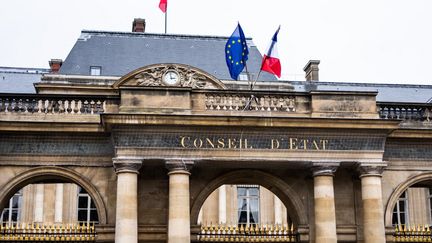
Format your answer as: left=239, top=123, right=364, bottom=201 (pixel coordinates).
left=162, top=70, right=180, bottom=85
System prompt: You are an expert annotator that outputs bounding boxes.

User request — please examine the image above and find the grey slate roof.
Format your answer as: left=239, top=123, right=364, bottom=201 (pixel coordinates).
left=59, top=30, right=277, bottom=81
left=0, top=67, right=49, bottom=93
left=290, top=81, right=432, bottom=103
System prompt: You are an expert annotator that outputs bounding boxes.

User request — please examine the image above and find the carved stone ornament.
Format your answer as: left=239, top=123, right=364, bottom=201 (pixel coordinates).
left=311, top=163, right=339, bottom=177
left=357, top=164, right=386, bottom=177
left=165, top=160, right=194, bottom=174
left=113, top=64, right=226, bottom=90
left=113, top=157, right=143, bottom=174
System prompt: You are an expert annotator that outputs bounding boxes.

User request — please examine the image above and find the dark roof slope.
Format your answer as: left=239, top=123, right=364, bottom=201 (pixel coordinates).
left=59, top=30, right=277, bottom=81
left=290, top=81, right=432, bottom=103
left=0, top=67, right=49, bottom=93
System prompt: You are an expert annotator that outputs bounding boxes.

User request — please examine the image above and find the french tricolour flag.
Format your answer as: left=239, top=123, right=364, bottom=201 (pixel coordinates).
left=261, top=26, right=281, bottom=78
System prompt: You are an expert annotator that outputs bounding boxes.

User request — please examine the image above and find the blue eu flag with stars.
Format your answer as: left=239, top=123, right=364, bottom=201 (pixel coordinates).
left=225, top=23, right=249, bottom=80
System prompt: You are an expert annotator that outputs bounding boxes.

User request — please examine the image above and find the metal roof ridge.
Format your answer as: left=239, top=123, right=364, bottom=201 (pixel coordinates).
left=80, top=30, right=253, bottom=41
left=287, top=80, right=432, bottom=88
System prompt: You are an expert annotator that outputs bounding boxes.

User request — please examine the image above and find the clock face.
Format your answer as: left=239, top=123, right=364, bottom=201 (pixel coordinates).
left=163, top=70, right=180, bottom=85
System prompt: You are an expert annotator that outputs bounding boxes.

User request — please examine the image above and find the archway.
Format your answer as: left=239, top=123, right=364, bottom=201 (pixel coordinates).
left=385, top=172, right=432, bottom=227
left=0, top=166, right=107, bottom=224
left=191, top=169, right=307, bottom=226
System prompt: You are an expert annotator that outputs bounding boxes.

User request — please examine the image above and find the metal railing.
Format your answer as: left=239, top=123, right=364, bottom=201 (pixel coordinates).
left=197, top=223, right=297, bottom=242
left=0, top=222, right=96, bottom=242
left=394, top=224, right=432, bottom=242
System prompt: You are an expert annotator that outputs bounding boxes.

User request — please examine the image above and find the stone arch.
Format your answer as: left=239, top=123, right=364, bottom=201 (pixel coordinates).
left=113, top=63, right=226, bottom=89
left=384, top=172, right=432, bottom=227
left=190, top=169, right=308, bottom=226
left=0, top=166, right=108, bottom=224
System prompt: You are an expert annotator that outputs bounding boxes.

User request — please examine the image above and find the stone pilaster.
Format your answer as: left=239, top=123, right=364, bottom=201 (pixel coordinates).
left=358, top=164, right=386, bottom=243
left=311, top=164, right=338, bottom=243
left=166, top=160, right=194, bottom=243
left=113, top=157, right=143, bottom=243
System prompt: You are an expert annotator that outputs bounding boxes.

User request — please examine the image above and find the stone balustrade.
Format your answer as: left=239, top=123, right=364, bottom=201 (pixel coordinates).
left=0, top=97, right=106, bottom=115
left=204, top=93, right=297, bottom=112
left=197, top=223, right=297, bottom=242
left=378, top=103, right=432, bottom=121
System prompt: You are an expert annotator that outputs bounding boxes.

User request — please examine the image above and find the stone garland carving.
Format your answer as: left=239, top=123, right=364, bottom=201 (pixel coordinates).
left=128, top=65, right=220, bottom=89
left=205, top=94, right=296, bottom=112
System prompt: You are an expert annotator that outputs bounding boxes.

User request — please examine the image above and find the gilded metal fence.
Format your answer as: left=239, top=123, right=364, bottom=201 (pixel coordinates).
left=0, top=223, right=96, bottom=242
left=197, top=224, right=297, bottom=242
left=394, top=224, right=432, bottom=242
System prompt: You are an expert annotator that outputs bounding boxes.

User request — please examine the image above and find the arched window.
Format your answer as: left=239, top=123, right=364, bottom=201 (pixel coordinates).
left=237, top=185, right=259, bottom=226
left=392, top=191, right=408, bottom=226
left=0, top=190, right=22, bottom=224
left=77, top=187, right=98, bottom=224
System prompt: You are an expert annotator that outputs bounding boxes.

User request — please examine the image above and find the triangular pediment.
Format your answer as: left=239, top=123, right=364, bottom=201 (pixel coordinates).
left=113, top=63, right=226, bottom=89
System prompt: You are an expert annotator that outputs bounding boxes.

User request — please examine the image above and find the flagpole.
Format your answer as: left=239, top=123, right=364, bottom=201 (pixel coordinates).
left=165, top=8, right=167, bottom=33
left=251, top=69, right=263, bottom=90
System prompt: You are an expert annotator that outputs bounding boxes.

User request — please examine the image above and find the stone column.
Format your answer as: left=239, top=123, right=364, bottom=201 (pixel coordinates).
left=312, top=165, right=338, bottom=243
left=358, top=165, right=386, bottom=243
left=166, top=160, right=194, bottom=243
left=218, top=185, right=227, bottom=224
left=54, top=184, right=64, bottom=223
left=113, top=157, right=143, bottom=243
left=274, top=195, right=283, bottom=225
left=34, top=184, right=44, bottom=222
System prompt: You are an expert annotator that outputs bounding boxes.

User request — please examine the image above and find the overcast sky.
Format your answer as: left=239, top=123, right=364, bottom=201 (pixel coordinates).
left=1, top=0, right=432, bottom=84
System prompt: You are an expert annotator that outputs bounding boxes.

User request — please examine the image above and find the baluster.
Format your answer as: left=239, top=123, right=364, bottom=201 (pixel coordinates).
left=425, top=108, right=431, bottom=122
left=27, top=99, right=36, bottom=113
left=228, top=96, right=233, bottom=110
left=17, top=99, right=25, bottom=112
left=81, top=100, right=89, bottom=114
left=11, top=99, right=18, bottom=112
left=37, top=100, right=43, bottom=113
left=58, top=100, right=65, bottom=113
left=0, top=98, right=4, bottom=112
left=96, top=100, right=103, bottom=113
left=90, top=100, right=96, bottom=114
left=46, top=100, right=53, bottom=113
left=233, top=96, right=240, bottom=110
left=76, top=100, right=82, bottom=114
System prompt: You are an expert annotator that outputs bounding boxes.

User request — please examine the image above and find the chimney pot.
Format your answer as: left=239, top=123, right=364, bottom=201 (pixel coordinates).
left=303, top=60, right=320, bottom=81
left=49, top=59, right=63, bottom=73
left=132, top=18, right=146, bottom=33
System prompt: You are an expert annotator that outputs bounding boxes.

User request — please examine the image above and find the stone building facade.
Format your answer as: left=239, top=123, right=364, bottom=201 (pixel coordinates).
left=1, top=19, right=432, bottom=243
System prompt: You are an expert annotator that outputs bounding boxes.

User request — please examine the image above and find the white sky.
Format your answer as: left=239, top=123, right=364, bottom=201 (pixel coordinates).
left=1, top=0, right=432, bottom=84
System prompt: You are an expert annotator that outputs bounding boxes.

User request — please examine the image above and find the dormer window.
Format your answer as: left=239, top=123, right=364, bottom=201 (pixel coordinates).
left=90, top=66, right=101, bottom=76
left=239, top=73, right=249, bottom=81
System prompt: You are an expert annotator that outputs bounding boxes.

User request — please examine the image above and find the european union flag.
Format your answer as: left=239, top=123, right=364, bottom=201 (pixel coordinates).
left=225, top=23, right=249, bottom=80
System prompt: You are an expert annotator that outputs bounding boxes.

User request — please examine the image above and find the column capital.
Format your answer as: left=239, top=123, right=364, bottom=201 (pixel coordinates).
left=166, top=160, right=194, bottom=175
left=357, top=163, right=386, bottom=178
left=310, top=163, right=339, bottom=177
left=113, top=157, right=143, bottom=174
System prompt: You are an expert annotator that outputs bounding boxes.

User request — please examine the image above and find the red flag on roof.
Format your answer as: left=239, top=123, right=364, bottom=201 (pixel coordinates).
left=261, top=26, right=282, bottom=78
left=159, top=0, right=167, bottom=13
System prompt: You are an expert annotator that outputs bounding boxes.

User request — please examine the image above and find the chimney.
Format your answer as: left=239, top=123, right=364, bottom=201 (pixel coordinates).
left=303, top=60, right=320, bottom=81
left=49, top=59, right=63, bottom=73
left=132, top=18, right=146, bottom=33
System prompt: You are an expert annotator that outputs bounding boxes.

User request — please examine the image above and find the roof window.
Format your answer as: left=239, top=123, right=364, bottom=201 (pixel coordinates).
left=90, top=66, right=101, bottom=76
